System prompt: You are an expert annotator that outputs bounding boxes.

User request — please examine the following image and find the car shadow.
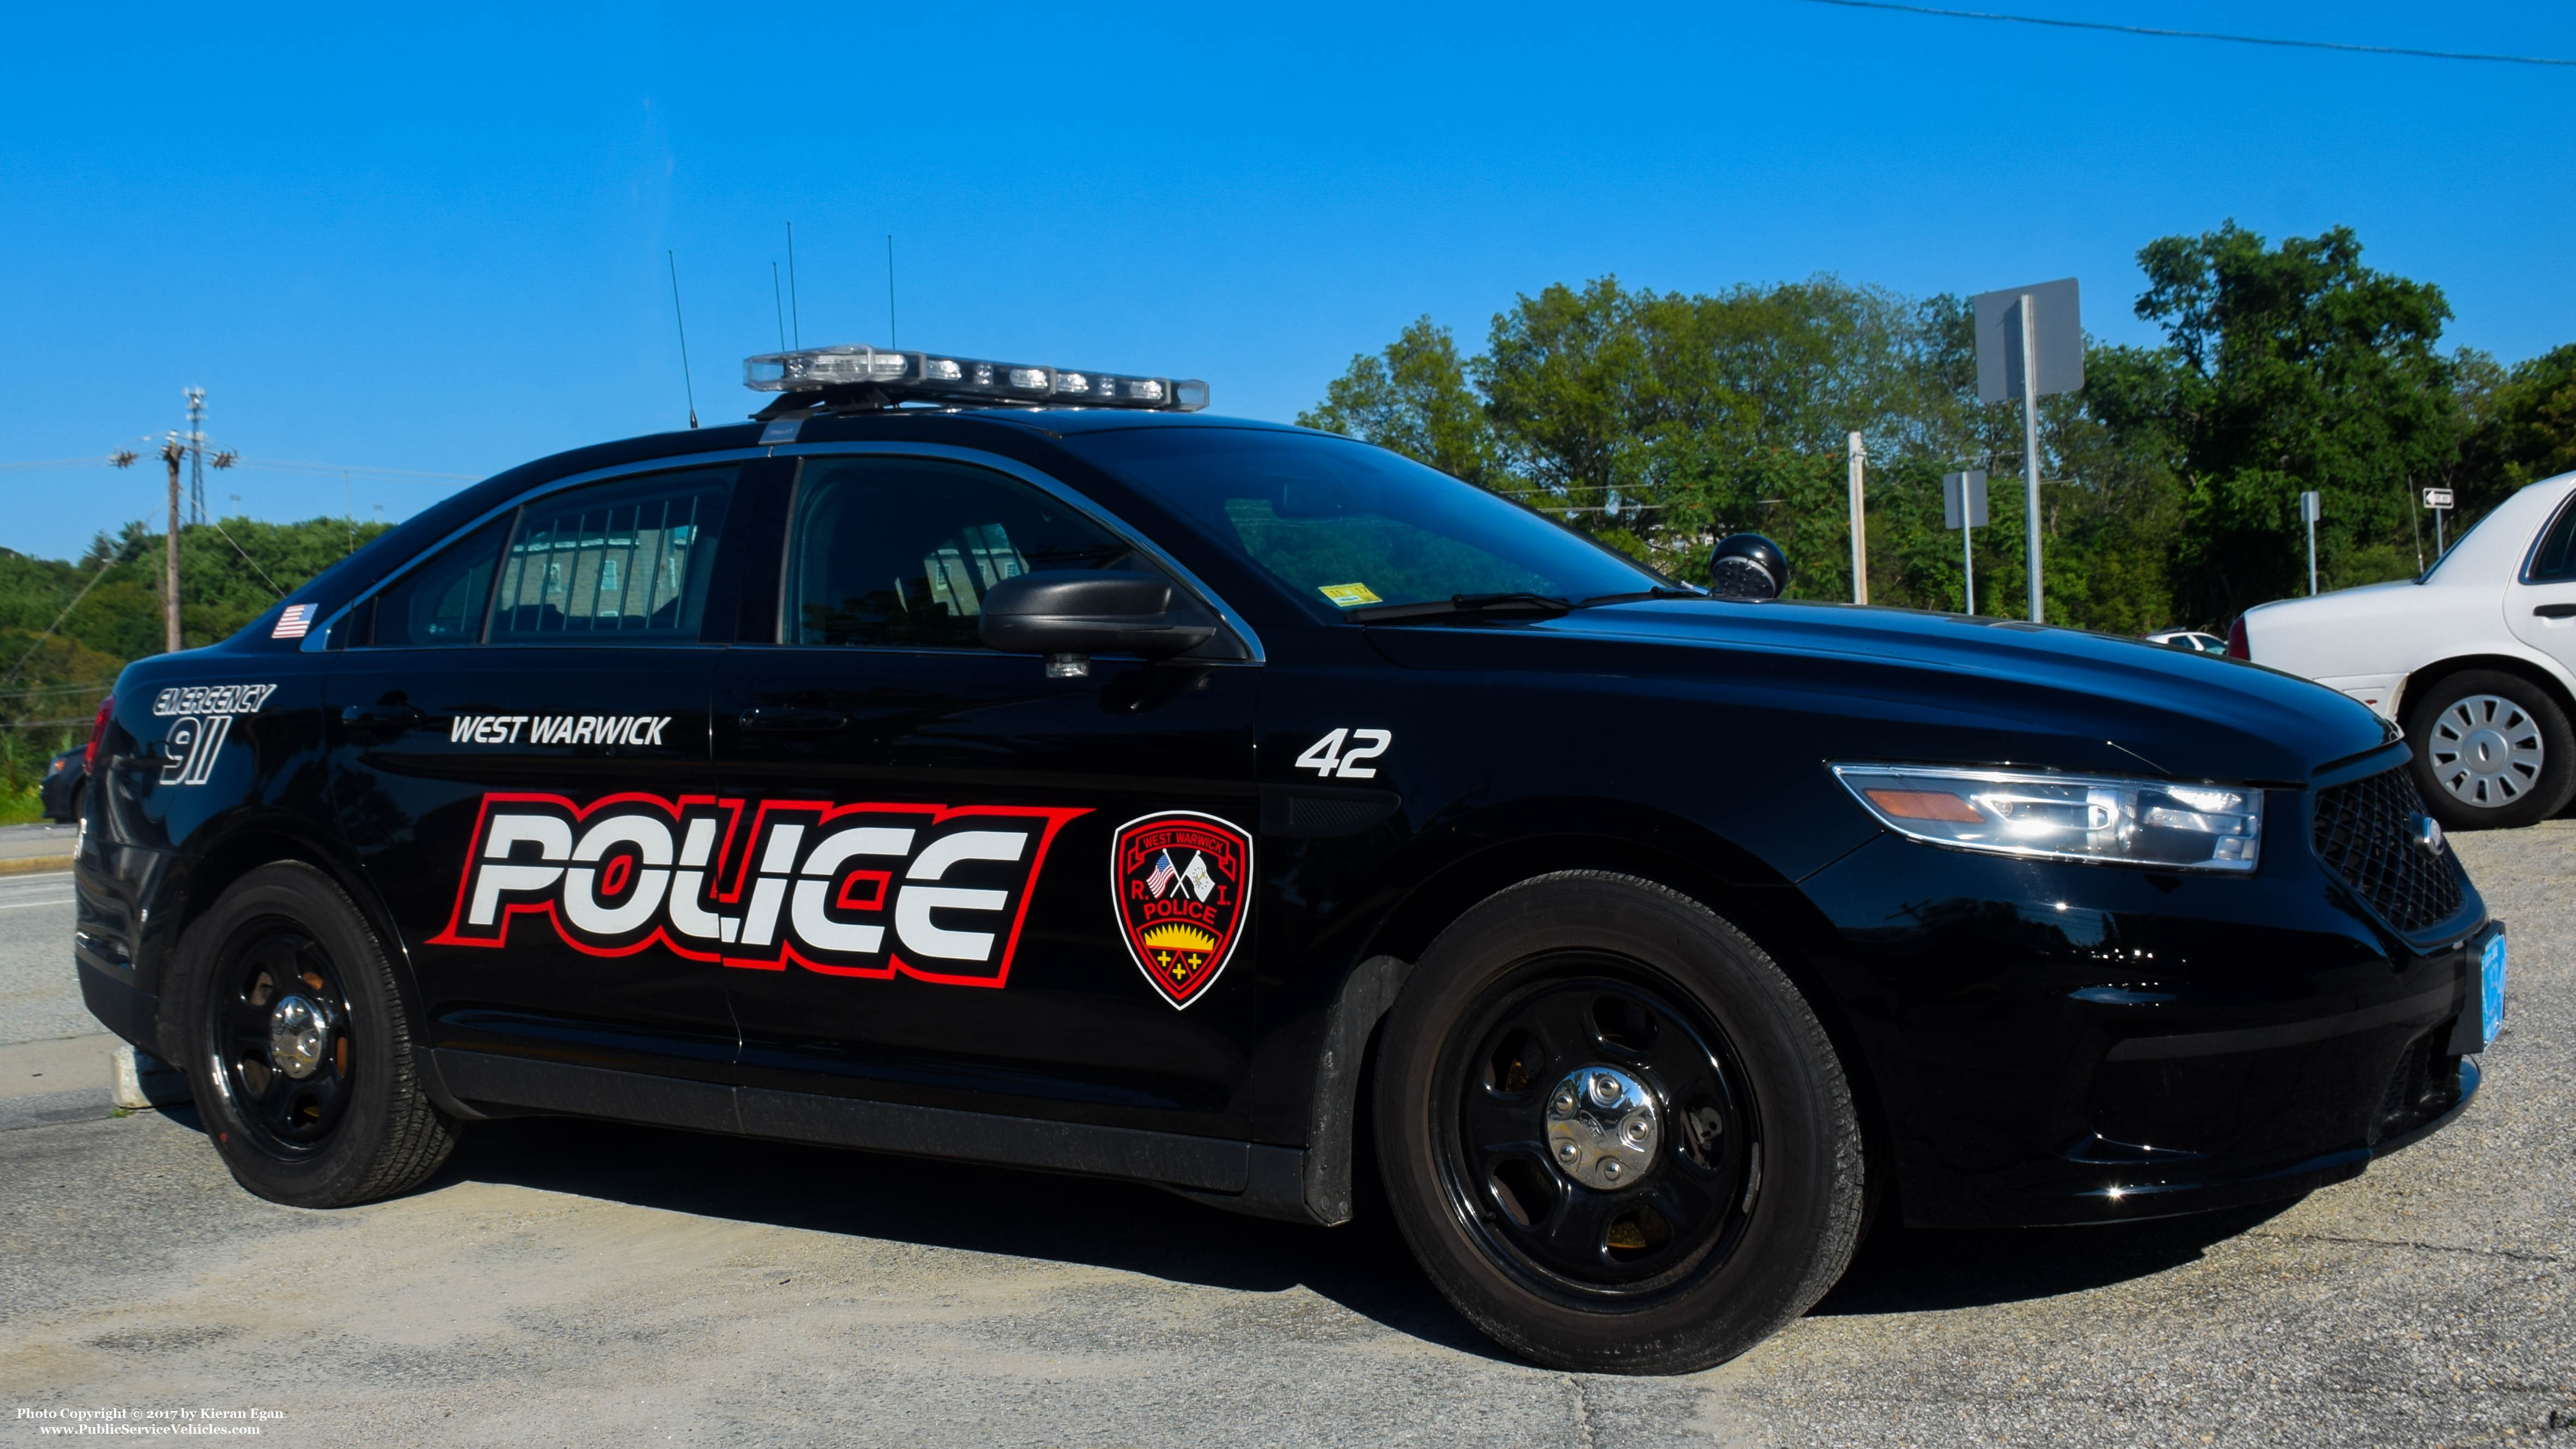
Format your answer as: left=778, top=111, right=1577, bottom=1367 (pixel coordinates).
left=428, top=1115, right=1508, bottom=1360
left=417, top=1114, right=2303, bottom=1349
left=1810, top=1199, right=2300, bottom=1316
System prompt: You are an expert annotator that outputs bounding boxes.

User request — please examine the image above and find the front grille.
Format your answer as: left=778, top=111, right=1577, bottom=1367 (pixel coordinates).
left=2312, top=767, right=2465, bottom=934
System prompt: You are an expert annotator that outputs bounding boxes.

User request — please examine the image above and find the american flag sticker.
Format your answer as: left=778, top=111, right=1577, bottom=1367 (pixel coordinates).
left=1146, top=850, right=1178, bottom=899
left=270, top=603, right=316, bottom=640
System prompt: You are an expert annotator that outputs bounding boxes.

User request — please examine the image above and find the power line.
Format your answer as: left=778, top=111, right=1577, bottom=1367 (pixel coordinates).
left=1791, top=0, right=2576, bottom=66
left=204, top=518, right=288, bottom=598
left=0, top=459, right=107, bottom=473
left=0, top=680, right=118, bottom=700
left=0, top=561, right=124, bottom=690
left=224, top=458, right=478, bottom=482
left=1, top=455, right=477, bottom=483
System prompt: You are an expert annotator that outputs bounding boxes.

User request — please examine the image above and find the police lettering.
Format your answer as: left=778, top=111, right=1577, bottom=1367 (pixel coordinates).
left=430, top=792, right=1086, bottom=988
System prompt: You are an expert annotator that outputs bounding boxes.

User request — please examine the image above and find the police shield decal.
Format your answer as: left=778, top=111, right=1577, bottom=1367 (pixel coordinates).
left=1111, top=810, right=1252, bottom=1009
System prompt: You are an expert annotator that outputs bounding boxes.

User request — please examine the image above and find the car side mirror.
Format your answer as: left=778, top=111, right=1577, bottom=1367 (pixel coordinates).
left=979, top=570, right=1219, bottom=674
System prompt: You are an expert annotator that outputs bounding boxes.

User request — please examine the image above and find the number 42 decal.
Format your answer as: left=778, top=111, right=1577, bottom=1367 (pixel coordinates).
left=1295, top=727, right=1393, bottom=779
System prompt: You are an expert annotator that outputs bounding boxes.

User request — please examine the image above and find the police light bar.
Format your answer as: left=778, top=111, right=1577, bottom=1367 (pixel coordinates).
left=743, top=344, right=1208, bottom=411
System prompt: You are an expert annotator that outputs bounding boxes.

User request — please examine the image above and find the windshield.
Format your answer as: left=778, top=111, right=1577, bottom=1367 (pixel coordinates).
left=1061, top=428, right=1669, bottom=620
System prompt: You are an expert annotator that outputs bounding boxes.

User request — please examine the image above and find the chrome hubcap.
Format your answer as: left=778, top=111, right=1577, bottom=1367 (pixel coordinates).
left=2428, top=694, right=2543, bottom=808
left=267, top=995, right=330, bottom=1081
left=1545, top=1065, right=1659, bottom=1191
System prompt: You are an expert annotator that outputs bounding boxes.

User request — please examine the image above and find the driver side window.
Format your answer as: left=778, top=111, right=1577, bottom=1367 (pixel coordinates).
left=785, top=458, right=1136, bottom=648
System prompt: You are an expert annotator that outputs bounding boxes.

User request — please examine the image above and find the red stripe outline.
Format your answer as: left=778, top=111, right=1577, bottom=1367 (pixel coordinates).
left=428, top=790, right=1087, bottom=990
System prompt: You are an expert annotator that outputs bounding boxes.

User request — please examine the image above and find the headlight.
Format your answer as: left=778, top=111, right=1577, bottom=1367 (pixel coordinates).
left=1831, top=764, right=2262, bottom=873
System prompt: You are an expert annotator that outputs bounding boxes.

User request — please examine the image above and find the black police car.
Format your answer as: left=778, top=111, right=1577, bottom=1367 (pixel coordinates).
left=71, top=344, right=2506, bottom=1373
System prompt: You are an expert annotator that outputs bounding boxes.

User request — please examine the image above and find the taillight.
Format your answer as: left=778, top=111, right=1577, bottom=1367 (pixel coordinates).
left=83, top=694, right=114, bottom=773
left=2225, top=617, right=2249, bottom=660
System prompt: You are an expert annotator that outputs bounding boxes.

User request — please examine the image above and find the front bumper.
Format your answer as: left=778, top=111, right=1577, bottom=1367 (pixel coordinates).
left=1794, top=828, right=2490, bottom=1229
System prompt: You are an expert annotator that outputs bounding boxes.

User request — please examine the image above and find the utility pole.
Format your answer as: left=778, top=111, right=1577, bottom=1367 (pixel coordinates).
left=1846, top=431, right=1868, bottom=605
left=110, top=389, right=237, bottom=655
left=159, top=436, right=183, bottom=652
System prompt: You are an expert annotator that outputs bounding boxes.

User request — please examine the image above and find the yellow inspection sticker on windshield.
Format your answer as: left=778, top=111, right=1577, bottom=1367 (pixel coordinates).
left=1318, top=582, right=1382, bottom=608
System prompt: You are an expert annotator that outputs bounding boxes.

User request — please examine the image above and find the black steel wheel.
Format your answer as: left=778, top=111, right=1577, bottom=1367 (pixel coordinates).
left=1376, top=871, right=1864, bottom=1374
left=181, top=861, right=458, bottom=1207
left=209, top=928, right=357, bottom=1157
left=1442, top=966, right=1759, bottom=1302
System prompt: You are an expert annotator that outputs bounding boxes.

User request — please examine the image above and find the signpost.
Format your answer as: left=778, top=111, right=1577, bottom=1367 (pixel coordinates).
left=1847, top=432, right=1868, bottom=604
left=1972, top=278, right=2084, bottom=624
left=1943, top=469, right=1988, bottom=615
left=2301, top=490, right=2322, bottom=596
left=2425, top=486, right=2454, bottom=555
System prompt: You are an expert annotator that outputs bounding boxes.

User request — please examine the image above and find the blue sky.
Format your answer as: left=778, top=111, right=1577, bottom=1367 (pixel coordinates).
left=2, top=2, right=2571, bottom=562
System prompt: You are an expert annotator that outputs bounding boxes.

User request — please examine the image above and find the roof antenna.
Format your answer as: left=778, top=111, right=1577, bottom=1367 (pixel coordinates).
left=665, top=250, right=699, bottom=429
left=785, top=221, right=802, bottom=349
left=771, top=261, right=788, bottom=351
left=886, top=233, right=898, bottom=350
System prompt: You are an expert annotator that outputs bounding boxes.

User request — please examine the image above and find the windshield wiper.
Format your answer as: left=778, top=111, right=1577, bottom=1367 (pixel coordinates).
left=1574, top=586, right=1707, bottom=608
left=1346, top=592, right=1573, bottom=624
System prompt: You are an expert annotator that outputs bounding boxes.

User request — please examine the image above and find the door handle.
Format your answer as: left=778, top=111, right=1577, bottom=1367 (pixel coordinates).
left=339, top=703, right=428, bottom=737
left=739, top=706, right=848, bottom=733
left=2534, top=604, right=2576, bottom=620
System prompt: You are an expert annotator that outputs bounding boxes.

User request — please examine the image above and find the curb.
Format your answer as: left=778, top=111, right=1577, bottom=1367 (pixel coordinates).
left=0, top=855, right=73, bottom=876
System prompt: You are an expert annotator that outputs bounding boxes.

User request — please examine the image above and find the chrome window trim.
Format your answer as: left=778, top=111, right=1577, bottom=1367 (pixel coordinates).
left=766, top=440, right=1266, bottom=664
left=303, top=447, right=775, bottom=652
left=305, top=440, right=1267, bottom=665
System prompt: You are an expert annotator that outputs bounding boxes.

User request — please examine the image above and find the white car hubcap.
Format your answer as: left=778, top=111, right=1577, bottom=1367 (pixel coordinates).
left=2429, top=694, right=2543, bottom=808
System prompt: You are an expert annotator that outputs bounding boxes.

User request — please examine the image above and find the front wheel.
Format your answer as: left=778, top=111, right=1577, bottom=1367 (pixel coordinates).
left=180, top=861, right=458, bottom=1207
left=2405, top=670, right=2576, bottom=829
left=1373, top=872, right=1864, bottom=1374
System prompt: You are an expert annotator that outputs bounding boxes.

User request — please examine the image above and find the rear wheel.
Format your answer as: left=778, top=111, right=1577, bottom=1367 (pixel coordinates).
left=2405, top=670, right=2576, bottom=829
left=182, top=862, right=457, bottom=1207
left=1373, top=871, right=1864, bottom=1373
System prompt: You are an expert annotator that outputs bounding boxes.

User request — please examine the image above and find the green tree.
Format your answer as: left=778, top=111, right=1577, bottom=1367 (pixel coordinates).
left=1296, top=317, right=1498, bottom=486
left=2110, top=223, right=2465, bottom=622
left=2461, top=342, right=2576, bottom=507
left=1300, top=230, right=2551, bottom=636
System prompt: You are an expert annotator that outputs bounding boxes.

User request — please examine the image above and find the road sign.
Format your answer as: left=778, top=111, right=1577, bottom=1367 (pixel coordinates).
left=1972, top=279, right=2084, bottom=404
left=1944, top=470, right=1988, bottom=616
left=1942, top=470, right=1989, bottom=529
left=1971, top=278, right=2083, bottom=625
left=2301, top=491, right=2321, bottom=597
left=2424, top=488, right=2454, bottom=509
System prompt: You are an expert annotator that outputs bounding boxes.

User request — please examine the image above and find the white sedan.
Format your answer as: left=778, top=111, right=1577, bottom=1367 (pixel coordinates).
left=2236, top=468, right=2576, bottom=829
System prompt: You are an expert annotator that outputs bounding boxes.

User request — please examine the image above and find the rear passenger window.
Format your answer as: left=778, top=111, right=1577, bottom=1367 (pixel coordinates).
left=2529, top=496, right=2576, bottom=582
left=363, top=518, right=507, bottom=648
left=490, top=467, right=733, bottom=644
left=784, top=457, right=1135, bottom=648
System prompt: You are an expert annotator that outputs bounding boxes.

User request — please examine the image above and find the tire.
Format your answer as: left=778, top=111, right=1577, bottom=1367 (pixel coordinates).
left=2404, top=670, right=2576, bottom=830
left=1372, top=871, right=1864, bottom=1374
left=179, top=861, right=458, bottom=1207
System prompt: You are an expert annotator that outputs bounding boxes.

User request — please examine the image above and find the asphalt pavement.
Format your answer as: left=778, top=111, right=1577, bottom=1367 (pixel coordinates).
left=1, top=828, right=2569, bottom=1448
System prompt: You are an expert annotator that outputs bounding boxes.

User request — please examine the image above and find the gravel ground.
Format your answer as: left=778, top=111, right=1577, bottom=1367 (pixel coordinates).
left=0, top=825, right=2568, bottom=1448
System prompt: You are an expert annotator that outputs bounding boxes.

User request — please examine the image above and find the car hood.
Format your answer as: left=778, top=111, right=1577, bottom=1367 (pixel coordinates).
left=1361, top=599, right=2397, bottom=786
